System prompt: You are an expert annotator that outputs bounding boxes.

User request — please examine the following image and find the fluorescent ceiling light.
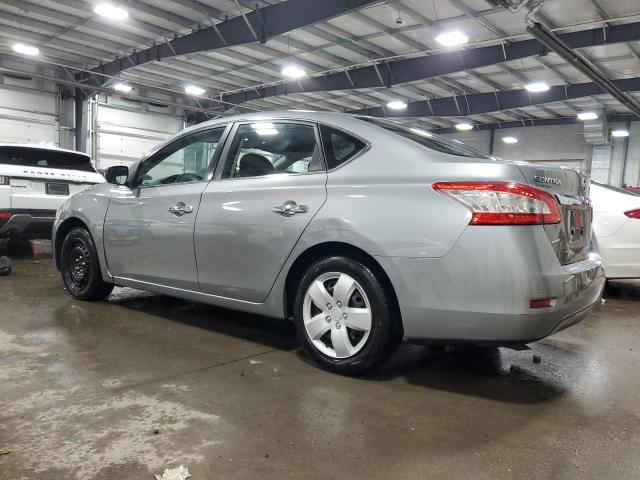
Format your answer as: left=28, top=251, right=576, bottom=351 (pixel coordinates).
left=435, top=31, right=469, bottom=47
left=94, top=3, right=129, bottom=21
left=525, top=81, right=550, bottom=93
left=12, top=43, right=39, bottom=56
left=455, top=122, right=473, bottom=131
left=185, top=85, right=206, bottom=96
left=577, top=111, right=598, bottom=121
left=611, top=129, right=629, bottom=137
left=502, top=136, right=518, bottom=144
left=281, top=65, right=306, bottom=79
left=113, top=82, right=132, bottom=93
left=386, top=100, right=408, bottom=110
left=409, top=127, right=432, bottom=137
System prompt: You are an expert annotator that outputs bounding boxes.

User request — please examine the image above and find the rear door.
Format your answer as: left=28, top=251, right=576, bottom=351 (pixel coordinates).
left=195, top=120, right=327, bottom=302
left=104, top=126, right=228, bottom=290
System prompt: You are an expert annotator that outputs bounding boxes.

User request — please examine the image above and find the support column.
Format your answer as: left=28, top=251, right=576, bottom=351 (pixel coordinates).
left=74, top=88, right=89, bottom=153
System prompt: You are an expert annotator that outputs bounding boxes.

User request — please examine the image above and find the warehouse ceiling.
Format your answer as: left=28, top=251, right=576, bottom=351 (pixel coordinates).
left=1, top=0, right=640, bottom=131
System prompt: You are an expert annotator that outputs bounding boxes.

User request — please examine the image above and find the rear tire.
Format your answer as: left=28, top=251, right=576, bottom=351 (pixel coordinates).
left=293, top=256, right=401, bottom=375
left=60, top=227, right=114, bottom=301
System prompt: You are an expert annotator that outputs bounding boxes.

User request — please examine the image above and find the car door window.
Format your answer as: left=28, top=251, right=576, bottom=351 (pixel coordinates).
left=222, top=122, right=323, bottom=179
left=319, top=125, right=367, bottom=169
left=135, top=127, right=226, bottom=187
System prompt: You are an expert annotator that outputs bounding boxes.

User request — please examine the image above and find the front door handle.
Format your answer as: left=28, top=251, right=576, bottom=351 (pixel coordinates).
left=168, top=202, right=194, bottom=216
left=273, top=200, right=308, bottom=217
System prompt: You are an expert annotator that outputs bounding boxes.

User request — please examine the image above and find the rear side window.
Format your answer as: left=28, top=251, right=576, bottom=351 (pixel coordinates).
left=319, top=125, right=367, bottom=170
left=357, top=117, right=491, bottom=159
left=0, top=146, right=96, bottom=172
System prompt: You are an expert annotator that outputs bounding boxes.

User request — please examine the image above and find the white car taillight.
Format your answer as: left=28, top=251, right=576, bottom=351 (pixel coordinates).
left=0, top=176, right=9, bottom=185
left=433, top=182, right=562, bottom=225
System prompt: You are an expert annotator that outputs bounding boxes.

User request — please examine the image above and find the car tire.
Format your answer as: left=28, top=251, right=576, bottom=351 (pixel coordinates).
left=293, top=256, right=401, bottom=375
left=60, top=227, right=114, bottom=301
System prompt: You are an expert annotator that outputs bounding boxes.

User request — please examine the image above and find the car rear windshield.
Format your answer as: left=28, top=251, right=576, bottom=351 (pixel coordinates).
left=592, top=181, right=640, bottom=196
left=0, top=146, right=96, bottom=172
left=357, top=117, right=491, bottom=159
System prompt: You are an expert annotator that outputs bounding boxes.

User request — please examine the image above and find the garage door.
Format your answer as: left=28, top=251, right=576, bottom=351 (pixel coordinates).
left=0, top=87, right=58, bottom=145
left=96, top=103, right=183, bottom=169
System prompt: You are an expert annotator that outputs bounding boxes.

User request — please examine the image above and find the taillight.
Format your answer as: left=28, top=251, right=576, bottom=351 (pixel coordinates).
left=433, top=182, right=562, bottom=225
left=625, top=209, right=640, bottom=219
left=0, top=176, right=9, bottom=185
left=0, top=212, right=12, bottom=219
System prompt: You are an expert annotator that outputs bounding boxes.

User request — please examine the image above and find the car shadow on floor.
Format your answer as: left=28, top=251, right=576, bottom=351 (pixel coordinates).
left=105, top=289, right=299, bottom=353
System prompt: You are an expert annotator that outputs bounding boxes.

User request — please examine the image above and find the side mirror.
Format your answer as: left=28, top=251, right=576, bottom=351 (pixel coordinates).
left=105, top=165, right=129, bottom=185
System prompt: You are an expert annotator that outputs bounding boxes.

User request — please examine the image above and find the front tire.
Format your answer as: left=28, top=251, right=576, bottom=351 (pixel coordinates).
left=293, top=256, right=400, bottom=375
left=60, top=227, right=114, bottom=301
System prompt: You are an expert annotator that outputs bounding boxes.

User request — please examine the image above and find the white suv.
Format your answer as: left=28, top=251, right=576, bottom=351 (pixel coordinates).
left=0, top=144, right=104, bottom=239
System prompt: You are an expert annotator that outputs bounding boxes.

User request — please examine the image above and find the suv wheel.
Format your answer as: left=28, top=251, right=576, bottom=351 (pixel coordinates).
left=293, top=256, right=400, bottom=375
left=60, top=227, right=114, bottom=301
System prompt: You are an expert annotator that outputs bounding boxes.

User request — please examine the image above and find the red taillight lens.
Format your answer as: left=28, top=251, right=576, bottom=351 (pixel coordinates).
left=0, top=176, right=9, bottom=186
left=433, top=182, right=562, bottom=225
left=0, top=212, right=12, bottom=219
left=530, top=298, right=553, bottom=309
left=625, top=209, right=640, bottom=219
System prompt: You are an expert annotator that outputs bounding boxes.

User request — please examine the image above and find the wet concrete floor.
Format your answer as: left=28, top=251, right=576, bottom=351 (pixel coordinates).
left=1, top=244, right=639, bottom=479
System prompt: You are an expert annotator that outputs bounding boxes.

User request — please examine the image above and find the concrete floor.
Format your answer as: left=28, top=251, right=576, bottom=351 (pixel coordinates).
left=1, top=245, right=639, bottom=479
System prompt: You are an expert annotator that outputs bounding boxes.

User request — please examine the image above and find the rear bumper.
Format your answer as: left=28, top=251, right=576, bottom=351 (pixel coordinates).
left=377, top=225, right=605, bottom=343
left=0, top=209, right=56, bottom=239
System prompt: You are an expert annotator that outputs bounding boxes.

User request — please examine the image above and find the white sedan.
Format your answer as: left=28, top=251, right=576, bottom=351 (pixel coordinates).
left=591, top=182, right=640, bottom=279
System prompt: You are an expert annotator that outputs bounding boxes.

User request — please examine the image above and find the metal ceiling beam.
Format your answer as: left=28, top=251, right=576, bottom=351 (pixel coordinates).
left=350, top=77, right=640, bottom=117
left=430, top=114, right=639, bottom=135
left=222, top=21, right=640, bottom=105
left=82, top=0, right=382, bottom=82
left=526, top=21, right=640, bottom=116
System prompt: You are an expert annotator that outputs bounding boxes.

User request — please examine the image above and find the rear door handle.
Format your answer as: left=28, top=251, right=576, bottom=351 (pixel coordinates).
left=273, top=200, right=308, bottom=217
left=168, top=202, right=193, bottom=216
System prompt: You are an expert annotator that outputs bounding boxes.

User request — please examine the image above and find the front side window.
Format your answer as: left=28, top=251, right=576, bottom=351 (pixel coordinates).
left=222, top=122, right=322, bottom=179
left=136, top=127, right=226, bottom=187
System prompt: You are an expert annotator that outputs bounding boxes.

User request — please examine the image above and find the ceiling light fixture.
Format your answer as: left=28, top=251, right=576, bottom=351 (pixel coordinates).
left=435, top=31, right=469, bottom=47
left=113, top=82, right=132, bottom=93
left=611, top=129, right=630, bottom=138
left=12, top=43, right=40, bottom=56
left=502, top=136, right=518, bottom=144
left=94, top=2, right=129, bottom=21
left=455, top=122, right=474, bottom=131
left=386, top=100, right=408, bottom=110
left=577, top=111, right=598, bottom=121
left=281, top=65, right=306, bottom=79
left=525, top=81, right=550, bottom=93
left=185, top=85, right=206, bottom=96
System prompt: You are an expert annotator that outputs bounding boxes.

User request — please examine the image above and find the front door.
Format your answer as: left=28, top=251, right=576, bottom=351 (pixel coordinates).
left=195, top=121, right=327, bottom=302
left=104, top=126, right=227, bottom=290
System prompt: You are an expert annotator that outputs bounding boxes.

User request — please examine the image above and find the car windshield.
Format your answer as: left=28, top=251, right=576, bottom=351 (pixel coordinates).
left=357, top=117, right=491, bottom=159
left=0, top=146, right=97, bottom=173
left=592, top=181, right=640, bottom=197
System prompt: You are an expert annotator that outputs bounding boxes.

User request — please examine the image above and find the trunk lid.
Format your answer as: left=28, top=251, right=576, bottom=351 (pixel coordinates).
left=516, top=162, right=591, bottom=265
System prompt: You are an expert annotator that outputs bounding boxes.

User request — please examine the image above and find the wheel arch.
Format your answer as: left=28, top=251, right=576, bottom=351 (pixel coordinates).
left=283, top=241, right=403, bottom=333
left=54, top=217, right=91, bottom=270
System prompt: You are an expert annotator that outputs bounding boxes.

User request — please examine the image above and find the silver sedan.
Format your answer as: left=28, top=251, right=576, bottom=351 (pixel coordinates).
left=53, top=111, right=605, bottom=374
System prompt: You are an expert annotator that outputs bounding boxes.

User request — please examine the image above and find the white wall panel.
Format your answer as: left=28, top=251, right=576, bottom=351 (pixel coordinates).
left=0, top=85, right=59, bottom=145
left=95, top=102, right=183, bottom=169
